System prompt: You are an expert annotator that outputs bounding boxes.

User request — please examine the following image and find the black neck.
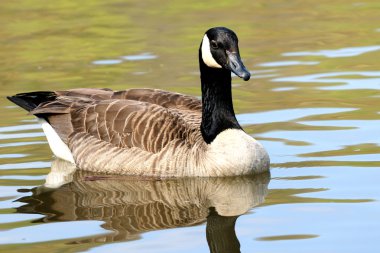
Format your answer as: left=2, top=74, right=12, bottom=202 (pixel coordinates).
left=199, top=49, right=242, bottom=144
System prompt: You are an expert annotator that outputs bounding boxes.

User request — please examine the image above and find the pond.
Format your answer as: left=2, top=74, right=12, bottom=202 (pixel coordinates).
left=0, top=0, right=379, bottom=252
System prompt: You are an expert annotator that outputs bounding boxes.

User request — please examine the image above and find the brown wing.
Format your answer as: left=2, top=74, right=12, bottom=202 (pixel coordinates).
left=56, top=88, right=202, bottom=111
left=31, top=92, right=201, bottom=154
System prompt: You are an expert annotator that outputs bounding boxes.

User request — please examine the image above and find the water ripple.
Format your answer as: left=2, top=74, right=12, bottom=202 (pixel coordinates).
left=258, top=61, right=319, bottom=67
left=0, top=141, right=46, bottom=148
left=237, top=108, right=356, bottom=125
left=92, top=53, right=157, bottom=66
left=0, top=154, right=28, bottom=159
left=0, top=124, right=41, bottom=133
left=92, top=59, right=123, bottom=65
left=260, top=120, right=380, bottom=164
left=272, top=87, right=298, bottom=92
left=283, top=45, right=380, bottom=58
left=273, top=71, right=380, bottom=90
left=0, top=132, right=45, bottom=140
left=121, top=52, right=157, bottom=61
left=0, top=214, right=43, bottom=224
left=0, top=175, right=46, bottom=180
left=0, top=221, right=109, bottom=244
left=0, top=161, right=51, bottom=170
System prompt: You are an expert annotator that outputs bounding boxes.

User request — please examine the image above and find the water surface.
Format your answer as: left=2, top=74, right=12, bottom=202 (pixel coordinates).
left=0, top=0, right=379, bottom=252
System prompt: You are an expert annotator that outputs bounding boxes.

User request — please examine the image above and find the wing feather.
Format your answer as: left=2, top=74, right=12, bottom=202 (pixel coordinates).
left=26, top=88, right=202, bottom=156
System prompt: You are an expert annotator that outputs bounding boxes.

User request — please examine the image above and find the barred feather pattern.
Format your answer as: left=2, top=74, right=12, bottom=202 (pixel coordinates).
left=30, top=89, right=211, bottom=177
left=28, top=88, right=269, bottom=177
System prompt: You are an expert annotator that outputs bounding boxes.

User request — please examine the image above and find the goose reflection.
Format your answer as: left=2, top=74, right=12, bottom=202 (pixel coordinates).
left=17, top=159, right=270, bottom=252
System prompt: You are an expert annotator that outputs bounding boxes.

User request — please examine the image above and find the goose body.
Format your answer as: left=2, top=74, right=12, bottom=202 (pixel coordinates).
left=8, top=27, right=269, bottom=177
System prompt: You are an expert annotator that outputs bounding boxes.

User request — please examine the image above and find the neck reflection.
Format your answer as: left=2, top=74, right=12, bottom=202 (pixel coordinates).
left=207, top=208, right=240, bottom=253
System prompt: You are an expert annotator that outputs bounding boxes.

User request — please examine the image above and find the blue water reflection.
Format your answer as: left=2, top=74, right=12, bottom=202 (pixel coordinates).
left=273, top=71, right=380, bottom=90
left=283, top=45, right=380, bottom=58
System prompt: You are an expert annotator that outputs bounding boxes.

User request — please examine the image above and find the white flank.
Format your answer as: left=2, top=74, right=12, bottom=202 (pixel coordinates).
left=201, top=34, right=222, bottom=68
left=38, top=119, right=75, bottom=164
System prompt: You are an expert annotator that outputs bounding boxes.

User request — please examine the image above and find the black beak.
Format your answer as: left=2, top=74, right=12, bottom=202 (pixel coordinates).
left=226, top=51, right=251, bottom=81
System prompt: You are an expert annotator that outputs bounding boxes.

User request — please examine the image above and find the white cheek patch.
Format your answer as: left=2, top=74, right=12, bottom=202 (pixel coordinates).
left=201, top=35, right=222, bottom=68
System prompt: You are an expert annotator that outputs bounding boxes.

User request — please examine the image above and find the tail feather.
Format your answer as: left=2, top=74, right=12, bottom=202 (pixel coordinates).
left=7, top=92, right=75, bottom=163
left=7, top=91, right=57, bottom=112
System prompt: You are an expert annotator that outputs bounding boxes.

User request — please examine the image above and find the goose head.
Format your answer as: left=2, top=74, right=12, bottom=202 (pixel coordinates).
left=200, top=27, right=251, bottom=81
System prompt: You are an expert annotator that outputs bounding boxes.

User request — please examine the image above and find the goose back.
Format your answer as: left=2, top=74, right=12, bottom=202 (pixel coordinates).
left=27, top=88, right=211, bottom=177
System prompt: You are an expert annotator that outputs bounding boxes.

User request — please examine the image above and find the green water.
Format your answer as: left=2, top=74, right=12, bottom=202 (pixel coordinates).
left=0, top=0, right=379, bottom=252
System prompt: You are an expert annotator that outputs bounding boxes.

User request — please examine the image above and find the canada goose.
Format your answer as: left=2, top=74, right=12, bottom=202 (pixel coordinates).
left=8, top=27, right=270, bottom=177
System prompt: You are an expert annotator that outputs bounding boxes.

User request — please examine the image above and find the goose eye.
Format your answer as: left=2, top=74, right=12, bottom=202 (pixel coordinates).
left=210, top=40, right=219, bottom=49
